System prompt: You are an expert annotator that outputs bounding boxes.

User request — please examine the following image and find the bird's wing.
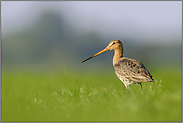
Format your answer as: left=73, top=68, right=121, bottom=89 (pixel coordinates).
left=114, top=57, right=154, bottom=82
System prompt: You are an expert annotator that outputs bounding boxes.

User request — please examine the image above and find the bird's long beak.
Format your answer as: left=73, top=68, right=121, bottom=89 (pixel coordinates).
left=82, top=47, right=109, bottom=63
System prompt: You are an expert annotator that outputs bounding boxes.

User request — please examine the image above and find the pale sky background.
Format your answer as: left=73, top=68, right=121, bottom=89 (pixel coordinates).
left=1, top=1, right=182, bottom=44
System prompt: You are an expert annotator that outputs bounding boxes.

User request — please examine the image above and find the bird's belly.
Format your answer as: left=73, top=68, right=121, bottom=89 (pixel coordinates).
left=115, top=72, right=137, bottom=85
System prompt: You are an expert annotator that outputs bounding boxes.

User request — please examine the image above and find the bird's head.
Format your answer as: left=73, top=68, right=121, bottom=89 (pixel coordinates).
left=82, top=39, right=123, bottom=63
left=106, top=39, right=123, bottom=51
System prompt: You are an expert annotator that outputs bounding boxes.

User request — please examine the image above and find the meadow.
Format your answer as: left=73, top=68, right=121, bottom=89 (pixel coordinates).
left=1, top=65, right=182, bottom=122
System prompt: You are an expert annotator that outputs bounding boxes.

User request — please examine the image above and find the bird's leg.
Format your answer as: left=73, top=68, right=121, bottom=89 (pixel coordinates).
left=139, top=82, right=143, bottom=91
left=125, top=84, right=130, bottom=94
left=125, top=84, right=130, bottom=90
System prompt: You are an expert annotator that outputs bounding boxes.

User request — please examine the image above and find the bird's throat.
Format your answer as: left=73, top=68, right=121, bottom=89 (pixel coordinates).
left=113, top=48, right=123, bottom=66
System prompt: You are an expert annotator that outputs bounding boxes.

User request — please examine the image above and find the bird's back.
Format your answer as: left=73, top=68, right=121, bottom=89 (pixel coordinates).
left=114, top=57, right=154, bottom=82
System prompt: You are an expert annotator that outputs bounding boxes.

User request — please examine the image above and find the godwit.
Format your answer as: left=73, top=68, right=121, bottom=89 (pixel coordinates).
left=82, top=39, right=154, bottom=90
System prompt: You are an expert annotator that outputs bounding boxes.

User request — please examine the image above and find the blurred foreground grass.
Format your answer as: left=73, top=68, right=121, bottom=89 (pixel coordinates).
left=1, top=66, right=182, bottom=122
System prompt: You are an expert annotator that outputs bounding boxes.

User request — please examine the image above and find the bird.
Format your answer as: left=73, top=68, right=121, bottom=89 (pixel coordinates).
left=82, top=39, right=154, bottom=90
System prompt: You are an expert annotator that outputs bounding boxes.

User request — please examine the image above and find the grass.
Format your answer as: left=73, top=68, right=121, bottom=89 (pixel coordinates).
left=1, top=66, right=182, bottom=122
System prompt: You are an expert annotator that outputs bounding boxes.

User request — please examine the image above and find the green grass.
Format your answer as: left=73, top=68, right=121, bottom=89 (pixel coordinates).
left=1, top=66, right=182, bottom=122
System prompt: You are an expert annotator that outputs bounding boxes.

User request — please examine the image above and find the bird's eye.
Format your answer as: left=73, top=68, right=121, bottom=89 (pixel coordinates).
left=110, top=42, right=115, bottom=46
left=112, top=42, right=115, bottom=45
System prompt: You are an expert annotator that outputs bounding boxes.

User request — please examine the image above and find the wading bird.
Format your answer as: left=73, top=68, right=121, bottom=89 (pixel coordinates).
left=82, top=39, right=154, bottom=90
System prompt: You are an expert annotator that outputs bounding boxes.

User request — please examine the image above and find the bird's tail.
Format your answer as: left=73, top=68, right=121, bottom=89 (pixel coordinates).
left=150, top=75, right=154, bottom=82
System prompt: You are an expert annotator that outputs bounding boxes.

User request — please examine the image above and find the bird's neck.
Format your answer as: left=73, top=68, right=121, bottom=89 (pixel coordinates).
left=113, top=48, right=123, bottom=66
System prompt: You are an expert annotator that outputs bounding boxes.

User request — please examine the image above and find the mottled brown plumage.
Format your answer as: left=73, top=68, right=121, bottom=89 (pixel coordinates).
left=82, top=39, right=154, bottom=90
left=114, top=57, right=153, bottom=89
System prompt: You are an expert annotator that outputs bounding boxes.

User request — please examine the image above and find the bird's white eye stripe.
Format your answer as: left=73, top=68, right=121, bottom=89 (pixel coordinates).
left=109, top=42, right=115, bottom=46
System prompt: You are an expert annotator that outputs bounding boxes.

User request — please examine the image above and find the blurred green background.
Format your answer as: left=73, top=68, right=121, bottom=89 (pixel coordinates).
left=1, top=1, right=182, bottom=122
